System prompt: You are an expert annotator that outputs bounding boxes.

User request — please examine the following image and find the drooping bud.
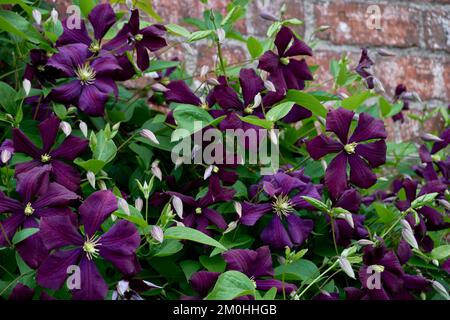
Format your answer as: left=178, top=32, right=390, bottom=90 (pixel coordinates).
left=204, top=165, right=214, bottom=180
left=135, top=197, right=143, bottom=212
left=172, top=196, right=183, bottom=219
left=356, top=239, right=374, bottom=246
left=140, top=129, right=160, bottom=145
left=420, top=133, right=444, bottom=143
left=253, top=93, right=262, bottom=109
left=372, top=77, right=385, bottom=94
left=264, top=80, right=276, bottom=92
left=1, top=149, right=12, bottom=164
left=151, top=226, right=164, bottom=243
left=200, top=65, right=209, bottom=78
left=234, top=201, right=242, bottom=218
left=401, top=219, right=419, bottom=249
left=337, top=213, right=354, bottom=228
left=86, top=171, right=95, bottom=189
left=259, top=11, right=279, bottom=22
left=207, top=78, right=220, bottom=86
left=23, top=79, right=31, bottom=96
left=151, top=160, right=162, bottom=181
left=98, top=180, right=107, bottom=190
left=431, top=280, right=450, bottom=300
left=32, top=9, right=42, bottom=25
left=151, top=83, right=168, bottom=92
left=118, top=198, right=130, bottom=216
left=51, top=8, right=59, bottom=24
left=79, top=121, right=88, bottom=138
left=217, top=28, right=226, bottom=44
left=224, top=221, right=238, bottom=234
left=60, top=121, right=72, bottom=137
left=338, top=256, right=355, bottom=279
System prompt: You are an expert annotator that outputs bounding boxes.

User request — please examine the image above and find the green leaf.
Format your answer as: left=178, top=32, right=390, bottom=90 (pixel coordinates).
left=373, top=203, right=396, bottom=223
left=341, top=91, right=372, bottom=110
left=261, top=287, right=277, bottom=300
left=0, top=81, right=17, bottom=114
left=246, top=36, right=263, bottom=59
left=92, top=130, right=117, bottom=163
left=79, top=0, right=98, bottom=17
left=154, top=239, right=184, bottom=257
left=113, top=211, right=148, bottom=228
left=135, top=0, right=163, bottom=22
left=165, top=226, right=227, bottom=250
left=165, top=24, right=191, bottom=37
left=221, top=6, right=238, bottom=26
left=148, top=60, right=180, bottom=72
left=379, top=96, right=391, bottom=117
left=266, top=102, right=294, bottom=122
left=411, top=193, right=438, bottom=209
left=180, top=260, right=201, bottom=280
left=199, top=255, right=226, bottom=272
left=274, top=259, right=319, bottom=282
left=188, top=30, right=214, bottom=42
left=12, top=228, right=39, bottom=245
left=431, top=245, right=450, bottom=261
left=285, top=90, right=327, bottom=118
left=301, top=196, right=328, bottom=212
left=238, top=115, right=273, bottom=129
left=0, top=10, right=45, bottom=43
left=205, top=271, right=256, bottom=300
left=171, top=104, right=217, bottom=141
left=73, top=158, right=105, bottom=174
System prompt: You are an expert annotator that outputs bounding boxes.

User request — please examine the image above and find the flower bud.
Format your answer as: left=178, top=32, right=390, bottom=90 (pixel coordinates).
left=338, top=257, right=355, bottom=279
left=1, top=149, right=12, bottom=164
left=98, top=180, right=107, bottom=190
left=23, top=79, right=31, bottom=96
left=135, top=197, right=143, bottom=212
left=420, top=133, right=443, bottom=143
left=79, top=121, right=88, bottom=138
left=234, top=201, right=242, bottom=218
left=151, top=160, right=162, bottom=181
left=140, top=129, right=160, bottom=145
left=126, top=0, right=133, bottom=9
left=376, top=48, right=396, bottom=56
left=269, top=129, right=278, bottom=145
left=401, top=221, right=419, bottom=249
left=204, top=165, right=214, bottom=180
left=151, top=226, right=164, bottom=243
left=207, top=78, right=220, bottom=86
left=32, top=9, right=42, bottom=25
left=223, top=221, right=238, bottom=234
left=86, top=171, right=95, bottom=189
left=259, top=11, right=279, bottom=22
left=60, top=121, right=72, bottom=137
left=431, top=280, right=450, bottom=300
left=172, top=196, right=183, bottom=219
left=253, top=93, right=262, bottom=108
left=151, top=83, right=168, bottom=92
left=200, top=65, right=209, bottom=78
left=337, top=213, right=354, bottom=229
left=118, top=198, right=130, bottom=216
left=51, top=8, right=58, bottom=24
left=432, top=259, right=439, bottom=267
left=264, top=80, right=276, bottom=92
left=217, top=28, right=226, bottom=43
left=356, top=239, right=374, bottom=246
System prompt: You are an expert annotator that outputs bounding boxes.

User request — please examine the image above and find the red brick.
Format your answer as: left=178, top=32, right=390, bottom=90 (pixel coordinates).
left=314, top=1, right=421, bottom=47
left=248, top=0, right=305, bottom=37
left=196, top=43, right=248, bottom=73
left=374, top=55, right=449, bottom=101
left=424, top=9, right=450, bottom=52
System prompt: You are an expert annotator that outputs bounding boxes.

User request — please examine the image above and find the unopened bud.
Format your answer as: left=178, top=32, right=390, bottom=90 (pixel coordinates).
left=51, top=8, right=58, bottom=24
left=140, top=129, right=160, bottom=145
left=204, top=165, right=214, bottom=180
left=200, top=65, right=209, bottom=78
left=337, top=213, right=354, bottom=228
left=207, top=78, right=220, bottom=86
left=151, top=160, right=162, bottom=181
left=23, top=79, right=31, bottom=96
left=317, top=25, right=331, bottom=32
left=118, top=198, right=130, bottom=216
left=1, top=149, right=12, bottom=164
left=79, top=121, right=88, bottom=138
left=338, top=257, right=355, bottom=279
left=32, top=9, right=42, bottom=25
left=269, top=129, right=278, bottom=145
left=432, top=259, right=439, bottom=267
left=234, top=201, right=242, bottom=218
left=253, top=93, right=262, bottom=108
left=135, top=197, right=143, bottom=212
left=151, top=225, right=164, bottom=243
left=172, top=196, right=183, bottom=219
left=98, top=180, right=107, bottom=190
left=151, top=83, right=168, bottom=92
left=431, top=280, right=450, bottom=300
left=264, top=80, right=276, bottom=92
left=356, top=239, right=374, bottom=246
left=59, top=121, right=71, bottom=137
left=224, top=221, right=238, bottom=234
left=217, top=28, right=226, bottom=44
left=126, top=0, right=133, bottom=9
left=421, top=133, right=444, bottom=143
left=86, top=171, right=95, bottom=189
left=260, top=11, right=279, bottom=22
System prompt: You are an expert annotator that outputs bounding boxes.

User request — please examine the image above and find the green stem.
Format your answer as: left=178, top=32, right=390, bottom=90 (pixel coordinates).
left=381, top=208, right=410, bottom=239
left=296, top=260, right=339, bottom=299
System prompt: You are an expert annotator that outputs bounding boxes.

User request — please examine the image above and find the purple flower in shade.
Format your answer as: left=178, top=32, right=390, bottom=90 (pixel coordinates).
left=12, top=115, right=88, bottom=191
left=24, top=49, right=58, bottom=85
left=258, top=26, right=313, bottom=91
left=8, top=283, right=54, bottom=300
left=329, top=189, right=369, bottom=247
left=0, top=139, right=14, bottom=165
left=47, top=43, right=121, bottom=116
left=56, top=3, right=116, bottom=52
left=312, top=292, right=339, bottom=300
left=355, top=48, right=374, bottom=89
left=0, top=168, right=79, bottom=268
left=306, top=108, right=387, bottom=199
left=397, top=239, right=413, bottom=265
left=394, top=178, right=449, bottom=252
left=105, top=9, right=166, bottom=71
left=37, top=190, right=141, bottom=300
left=183, top=271, right=221, bottom=300
left=240, top=171, right=318, bottom=249
left=392, top=84, right=410, bottom=122
left=166, top=176, right=235, bottom=235
left=222, top=246, right=297, bottom=294
left=345, top=243, right=429, bottom=300
left=443, top=259, right=450, bottom=275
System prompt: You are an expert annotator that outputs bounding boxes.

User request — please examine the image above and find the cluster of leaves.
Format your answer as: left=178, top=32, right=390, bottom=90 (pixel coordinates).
left=0, top=0, right=448, bottom=301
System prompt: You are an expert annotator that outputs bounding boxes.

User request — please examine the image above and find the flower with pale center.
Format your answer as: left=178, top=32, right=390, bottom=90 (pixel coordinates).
left=344, top=142, right=357, bottom=154
left=195, top=207, right=202, bottom=215
left=272, top=194, right=294, bottom=217
left=41, top=153, right=51, bottom=163
left=134, top=34, right=143, bottom=42
left=83, top=235, right=101, bottom=260
left=75, top=63, right=96, bottom=85
left=89, top=40, right=101, bottom=53
left=370, top=264, right=385, bottom=273
left=24, top=202, right=35, bottom=216
left=280, top=57, right=290, bottom=65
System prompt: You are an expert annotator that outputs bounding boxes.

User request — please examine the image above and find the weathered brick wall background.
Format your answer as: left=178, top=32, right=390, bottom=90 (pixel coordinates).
left=53, top=0, right=450, bottom=141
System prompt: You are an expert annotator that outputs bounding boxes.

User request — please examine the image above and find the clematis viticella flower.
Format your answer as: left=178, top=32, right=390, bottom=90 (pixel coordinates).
left=165, top=176, right=235, bottom=235
left=306, top=108, right=387, bottom=199
left=355, top=48, right=374, bottom=89
left=392, top=84, right=410, bottom=122
left=37, top=190, right=141, bottom=300
left=12, top=115, right=88, bottom=191
left=345, top=243, right=429, bottom=300
left=0, top=139, right=14, bottom=165
left=394, top=178, right=449, bottom=252
left=47, top=43, right=121, bottom=116
left=8, top=283, right=54, bottom=300
left=328, top=188, right=369, bottom=247
left=105, top=9, right=167, bottom=71
left=258, top=26, right=313, bottom=91
left=24, top=49, right=59, bottom=85
left=240, top=170, right=318, bottom=249
left=0, top=166, right=79, bottom=268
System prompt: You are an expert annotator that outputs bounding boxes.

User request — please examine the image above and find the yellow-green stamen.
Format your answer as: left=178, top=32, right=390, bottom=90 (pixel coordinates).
left=75, top=63, right=96, bottom=85
left=41, top=153, right=51, bottom=163
left=195, top=207, right=202, bottom=215
left=344, top=142, right=358, bottom=154
left=89, top=40, right=101, bottom=53
left=83, top=235, right=101, bottom=260
left=371, top=264, right=385, bottom=273
left=134, top=34, right=143, bottom=41
left=280, top=57, right=290, bottom=65
left=272, top=194, right=294, bottom=217
left=24, top=202, right=35, bottom=216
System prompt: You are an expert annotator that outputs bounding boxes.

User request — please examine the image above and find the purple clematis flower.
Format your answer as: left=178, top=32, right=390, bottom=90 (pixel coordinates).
left=48, top=43, right=121, bottom=116
left=24, top=95, right=53, bottom=121
left=355, top=48, right=374, bottom=89
left=166, top=176, right=235, bottom=235
left=24, top=49, right=58, bottom=84
left=0, top=167, right=79, bottom=268
left=0, top=139, right=14, bottom=165
left=56, top=3, right=116, bottom=52
left=258, top=26, right=313, bottom=91
left=312, top=292, right=339, bottom=300
left=346, top=243, right=429, bottom=300
left=240, top=171, right=318, bottom=249
left=222, top=246, right=297, bottom=294
left=329, top=188, right=369, bottom=247
left=37, top=190, right=141, bottom=300
left=306, top=108, right=387, bottom=199
left=12, top=115, right=88, bottom=191
left=183, top=271, right=221, bottom=300
left=105, top=9, right=166, bottom=71
left=395, top=178, right=449, bottom=252
left=392, top=84, right=410, bottom=122
left=8, top=283, right=54, bottom=300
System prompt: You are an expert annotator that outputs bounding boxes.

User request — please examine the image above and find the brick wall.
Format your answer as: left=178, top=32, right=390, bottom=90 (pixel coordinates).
left=54, top=0, right=450, bottom=141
